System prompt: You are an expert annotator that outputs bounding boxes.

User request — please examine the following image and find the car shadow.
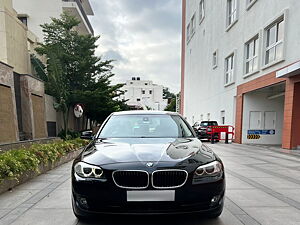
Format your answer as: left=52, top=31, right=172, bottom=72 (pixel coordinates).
left=77, top=214, right=222, bottom=225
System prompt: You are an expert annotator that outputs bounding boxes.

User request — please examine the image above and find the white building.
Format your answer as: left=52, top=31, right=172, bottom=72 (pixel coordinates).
left=12, top=0, right=94, bottom=41
left=181, top=0, right=300, bottom=149
left=119, top=77, right=168, bottom=111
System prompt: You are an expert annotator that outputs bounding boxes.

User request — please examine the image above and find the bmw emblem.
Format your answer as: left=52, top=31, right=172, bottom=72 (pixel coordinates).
left=146, top=162, right=154, bottom=167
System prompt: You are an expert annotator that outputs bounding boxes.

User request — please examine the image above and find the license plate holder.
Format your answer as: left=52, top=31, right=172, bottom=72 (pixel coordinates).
left=127, top=190, right=175, bottom=202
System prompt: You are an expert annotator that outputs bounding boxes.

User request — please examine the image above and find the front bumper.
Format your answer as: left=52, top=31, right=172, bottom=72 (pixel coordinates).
left=72, top=175, right=225, bottom=215
left=196, top=131, right=219, bottom=140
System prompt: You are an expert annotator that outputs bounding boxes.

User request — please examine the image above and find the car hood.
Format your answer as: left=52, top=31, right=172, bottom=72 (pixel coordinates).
left=81, top=138, right=216, bottom=166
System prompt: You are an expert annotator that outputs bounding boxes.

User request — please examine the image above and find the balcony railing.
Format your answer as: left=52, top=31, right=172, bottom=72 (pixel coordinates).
left=62, top=0, right=94, bottom=34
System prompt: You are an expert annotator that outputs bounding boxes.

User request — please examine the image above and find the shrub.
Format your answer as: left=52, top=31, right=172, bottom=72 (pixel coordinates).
left=0, top=139, right=87, bottom=182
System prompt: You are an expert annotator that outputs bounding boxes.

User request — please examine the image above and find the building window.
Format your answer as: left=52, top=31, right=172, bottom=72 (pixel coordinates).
left=187, top=14, right=196, bottom=42
left=142, top=90, right=145, bottom=94
left=212, top=50, right=218, bottom=68
left=137, top=98, right=141, bottom=102
left=225, top=53, right=235, bottom=85
left=246, top=0, right=257, bottom=10
left=226, top=0, right=237, bottom=28
left=149, top=90, right=152, bottom=94
left=187, top=24, right=190, bottom=41
left=264, top=17, right=284, bottom=66
left=191, top=14, right=196, bottom=35
left=18, top=17, right=28, bottom=26
left=245, top=35, right=259, bottom=75
left=199, top=0, right=205, bottom=24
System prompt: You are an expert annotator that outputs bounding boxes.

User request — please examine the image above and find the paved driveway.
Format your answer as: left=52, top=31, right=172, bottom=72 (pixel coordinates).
left=1, top=143, right=300, bottom=225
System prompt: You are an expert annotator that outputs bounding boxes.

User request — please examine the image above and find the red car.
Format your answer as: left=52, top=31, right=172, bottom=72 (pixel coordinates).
left=192, top=121, right=219, bottom=141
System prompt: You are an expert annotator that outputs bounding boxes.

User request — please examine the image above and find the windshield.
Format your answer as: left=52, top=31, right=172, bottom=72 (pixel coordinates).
left=200, top=121, right=218, bottom=127
left=99, top=114, right=194, bottom=138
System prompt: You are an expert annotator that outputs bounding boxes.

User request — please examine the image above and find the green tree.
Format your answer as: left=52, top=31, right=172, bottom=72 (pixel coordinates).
left=71, top=75, right=128, bottom=123
left=33, top=13, right=126, bottom=136
left=163, top=88, right=177, bottom=112
left=164, top=98, right=176, bottom=112
left=163, top=88, right=176, bottom=99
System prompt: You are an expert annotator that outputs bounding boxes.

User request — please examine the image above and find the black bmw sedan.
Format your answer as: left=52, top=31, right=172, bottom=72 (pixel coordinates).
left=72, top=111, right=225, bottom=220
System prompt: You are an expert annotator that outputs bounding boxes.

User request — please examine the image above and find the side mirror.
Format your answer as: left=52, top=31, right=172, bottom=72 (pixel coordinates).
left=80, top=130, right=94, bottom=140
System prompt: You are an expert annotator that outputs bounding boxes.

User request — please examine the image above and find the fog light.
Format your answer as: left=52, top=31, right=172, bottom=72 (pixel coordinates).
left=78, top=197, right=88, bottom=208
left=210, top=195, right=221, bottom=207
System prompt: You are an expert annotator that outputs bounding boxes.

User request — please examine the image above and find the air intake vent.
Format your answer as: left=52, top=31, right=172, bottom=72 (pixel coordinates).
left=152, top=170, right=188, bottom=189
left=113, top=170, right=149, bottom=189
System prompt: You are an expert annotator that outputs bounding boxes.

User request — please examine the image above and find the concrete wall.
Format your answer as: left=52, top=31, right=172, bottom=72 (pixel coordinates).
left=45, top=94, right=57, bottom=122
left=183, top=0, right=300, bottom=125
left=31, top=94, right=47, bottom=138
left=20, top=74, right=47, bottom=139
left=0, top=0, right=31, bottom=75
left=12, top=0, right=94, bottom=40
left=12, top=0, right=63, bottom=42
left=0, top=62, right=19, bottom=143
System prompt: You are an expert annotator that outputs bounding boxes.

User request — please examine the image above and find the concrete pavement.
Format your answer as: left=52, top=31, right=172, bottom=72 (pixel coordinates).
left=0, top=143, right=300, bottom=225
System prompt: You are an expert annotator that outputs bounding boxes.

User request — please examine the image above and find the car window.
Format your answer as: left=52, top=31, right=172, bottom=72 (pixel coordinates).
left=171, top=115, right=193, bottom=137
left=99, top=114, right=194, bottom=138
left=201, top=121, right=218, bottom=127
left=200, top=122, right=209, bottom=127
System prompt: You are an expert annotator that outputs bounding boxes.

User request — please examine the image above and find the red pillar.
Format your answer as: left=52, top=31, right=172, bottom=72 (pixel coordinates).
left=180, top=0, right=186, bottom=115
left=282, top=80, right=300, bottom=149
left=234, top=92, right=244, bottom=144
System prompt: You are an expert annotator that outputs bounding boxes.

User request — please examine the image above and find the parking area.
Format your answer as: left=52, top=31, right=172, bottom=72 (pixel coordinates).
left=0, top=143, right=300, bottom=225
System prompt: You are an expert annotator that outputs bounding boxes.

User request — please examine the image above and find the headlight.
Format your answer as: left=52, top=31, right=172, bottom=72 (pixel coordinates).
left=74, top=162, right=103, bottom=178
left=194, top=161, right=223, bottom=176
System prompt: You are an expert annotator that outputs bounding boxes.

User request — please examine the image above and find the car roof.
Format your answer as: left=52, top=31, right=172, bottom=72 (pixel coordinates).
left=112, top=110, right=180, bottom=116
left=201, top=121, right=218, bottom=123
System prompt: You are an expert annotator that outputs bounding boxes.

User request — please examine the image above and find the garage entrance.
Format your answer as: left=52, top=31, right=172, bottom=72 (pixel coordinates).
left=242, top=83, right=285, bottom=145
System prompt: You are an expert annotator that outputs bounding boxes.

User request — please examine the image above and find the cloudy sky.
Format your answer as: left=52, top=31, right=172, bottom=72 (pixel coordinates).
left=89, top=0, right=182, bottom=93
